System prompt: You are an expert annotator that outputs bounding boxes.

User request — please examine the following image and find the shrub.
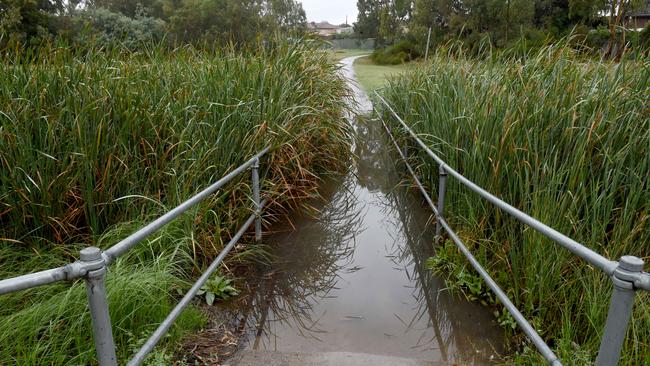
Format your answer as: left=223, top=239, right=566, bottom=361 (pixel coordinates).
left=371, top=40, right=421, bottom=65
left=76, top=7, right=166, bottom=48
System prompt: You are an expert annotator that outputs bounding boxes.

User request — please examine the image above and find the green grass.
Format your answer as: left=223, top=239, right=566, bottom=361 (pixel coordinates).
left=379, top=43, right=649, bottom=365
left=0, top=226, right=207, bottom=365
left=0, top=41, right=351, bottom=364
left=353, top=56, right=412, bottom=93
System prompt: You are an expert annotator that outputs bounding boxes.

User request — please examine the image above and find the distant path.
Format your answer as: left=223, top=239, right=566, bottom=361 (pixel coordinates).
left=339, top=56, right=373, bottom=114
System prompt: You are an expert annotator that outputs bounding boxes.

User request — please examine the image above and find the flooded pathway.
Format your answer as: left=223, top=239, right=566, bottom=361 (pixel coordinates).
left=233, top=57, right=504, bottom=365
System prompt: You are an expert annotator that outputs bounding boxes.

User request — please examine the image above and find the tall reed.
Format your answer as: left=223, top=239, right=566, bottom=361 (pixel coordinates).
left=0, top=40, right=351, bottom=364
left=380, top=44, right=649, bottom=364
left=0, top=40, right=351, bottom=254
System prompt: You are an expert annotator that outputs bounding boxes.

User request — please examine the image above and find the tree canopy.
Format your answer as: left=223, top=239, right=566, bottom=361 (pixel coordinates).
left=0, top=0, right=307, bottom=48
left=353, top=0, right=650, bottom=55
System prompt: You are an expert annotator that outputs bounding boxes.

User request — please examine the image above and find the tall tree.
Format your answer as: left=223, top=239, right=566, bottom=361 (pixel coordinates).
left=89, top=0, right=164, bottom=18
left=378, top=3, right=398, bottom=44
left=1, top=0, right=64, bottom=43
left=265, top=0, right=307, bottom=35
left=355, top=0, right=382, bottom=38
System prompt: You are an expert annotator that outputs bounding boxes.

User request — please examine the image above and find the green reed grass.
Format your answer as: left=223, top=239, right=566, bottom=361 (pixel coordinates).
left=0, top=41, right=350, bottom=252
left=380, top=43, right=649, bottom=364
left=0, top=40, right=351, bottom=364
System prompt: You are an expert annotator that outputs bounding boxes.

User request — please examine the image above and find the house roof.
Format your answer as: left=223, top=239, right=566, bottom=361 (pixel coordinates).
left=308, top=21, right=340, bottom=30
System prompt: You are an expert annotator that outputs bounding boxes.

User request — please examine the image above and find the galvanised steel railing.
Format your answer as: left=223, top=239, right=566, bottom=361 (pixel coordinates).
left=374, top=92, right=650, bottom=366
left=0, top=147, right=270, bottom=366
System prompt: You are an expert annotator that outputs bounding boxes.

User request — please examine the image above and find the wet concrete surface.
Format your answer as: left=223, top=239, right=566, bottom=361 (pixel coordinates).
left=232, top=351, right=449, bottom=366
left=233, top=56, right=504, bottom=365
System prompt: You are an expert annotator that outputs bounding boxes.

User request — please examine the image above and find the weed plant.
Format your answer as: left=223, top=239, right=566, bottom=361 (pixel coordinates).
left=0, top=40, right=351, bottom=364
left=379, top=43, right=649, bottom=364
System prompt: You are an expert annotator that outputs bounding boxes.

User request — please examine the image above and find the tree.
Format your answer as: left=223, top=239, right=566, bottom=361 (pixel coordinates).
left=1, top=0, right=64, bottom=44
left=168, top=0, right=307, bottom=45
left=355, top=0, right=382, bottom=38
left=378, top=3, right=398, bottom=44
left=265, top=0, right=307, bottom=35
left=355, top=0, right=412, bottom=44
left=80, top=7, right=166, bottom=47
left=88, top=0, right=165, bottom=18
left=568, top=0, right=608, bottom=23
left=602, top=0, right=645, bottom=60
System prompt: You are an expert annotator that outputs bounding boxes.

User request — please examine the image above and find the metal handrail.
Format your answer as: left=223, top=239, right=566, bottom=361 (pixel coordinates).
left=374, top=91, right=649, bottom=366
left=104, top=146, right=270, bottom=264
left=0, top=147, right=271, bottom=365
left=128, top=201, right=266, bottom=365
left=380, top=112, right=562, bottom=365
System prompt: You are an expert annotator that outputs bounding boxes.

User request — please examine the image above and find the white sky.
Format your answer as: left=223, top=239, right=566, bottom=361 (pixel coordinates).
left=299, top=0, right=358, bottom=25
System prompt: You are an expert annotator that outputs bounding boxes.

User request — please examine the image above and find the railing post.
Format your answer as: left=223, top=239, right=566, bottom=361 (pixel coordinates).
left=81, top=247, right=117, bottom=366
left=596, top=255, right=644, bottom=366
left=252, top=158, right=262, bottom=242
left=435, top=164, right=448, bottom=242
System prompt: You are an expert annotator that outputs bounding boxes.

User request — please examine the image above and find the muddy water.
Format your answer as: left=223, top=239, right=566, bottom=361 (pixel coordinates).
left=238, top=57, right=504, bottom=364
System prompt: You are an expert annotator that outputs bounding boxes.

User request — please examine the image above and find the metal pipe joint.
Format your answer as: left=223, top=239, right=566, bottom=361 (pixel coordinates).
left=596, top=256, right=645, bottom=366
left=80, top=247, right=118, bottom=366
left=63, top=248, right=108, bottom=280
left=612, top=256, right=645, bottom=289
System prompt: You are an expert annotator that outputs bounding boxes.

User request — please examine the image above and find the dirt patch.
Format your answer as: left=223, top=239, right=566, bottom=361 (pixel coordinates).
left=176, top=305, right=247, bottom=365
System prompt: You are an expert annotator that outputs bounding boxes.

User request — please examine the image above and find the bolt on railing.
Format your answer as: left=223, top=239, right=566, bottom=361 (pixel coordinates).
left=0, top=147, right=270, bottom=365
left=374, top=91, right=649, bottom=366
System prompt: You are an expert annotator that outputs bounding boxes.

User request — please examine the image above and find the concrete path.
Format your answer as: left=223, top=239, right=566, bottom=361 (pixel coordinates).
left=226, top=56, right=498, bottom=366
left=231, top=351, right=448, bottom=366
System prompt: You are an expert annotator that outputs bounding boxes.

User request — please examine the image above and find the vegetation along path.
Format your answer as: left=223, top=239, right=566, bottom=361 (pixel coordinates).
left=229, top=57, right=505, bottom=365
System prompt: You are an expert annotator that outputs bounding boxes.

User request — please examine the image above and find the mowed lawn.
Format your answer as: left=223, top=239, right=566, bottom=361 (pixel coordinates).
left=352, top=56, right=413, bottom=93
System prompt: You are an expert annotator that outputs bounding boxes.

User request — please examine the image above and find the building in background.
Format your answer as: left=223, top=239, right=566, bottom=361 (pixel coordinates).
left=627, top=0, right=650, bottom=30
left=308, top=21, right=350, bottom=37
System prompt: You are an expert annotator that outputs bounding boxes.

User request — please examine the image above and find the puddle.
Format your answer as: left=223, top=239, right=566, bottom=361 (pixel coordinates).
left=235, top=57, right=505, bottom=364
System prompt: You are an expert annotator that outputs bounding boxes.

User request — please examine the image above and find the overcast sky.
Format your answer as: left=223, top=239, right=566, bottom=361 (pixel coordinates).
left=299, top=0, right=358, bottom=25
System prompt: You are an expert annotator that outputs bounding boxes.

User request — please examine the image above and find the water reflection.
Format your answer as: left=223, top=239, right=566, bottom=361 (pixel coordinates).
left=238, top=174, right=364, bottom=346
left=235, top=57, right=504, bottom=364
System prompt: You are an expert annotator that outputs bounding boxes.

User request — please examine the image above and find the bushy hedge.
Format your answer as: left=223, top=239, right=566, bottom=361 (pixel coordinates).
left=371, top=40, right=421, bottom=65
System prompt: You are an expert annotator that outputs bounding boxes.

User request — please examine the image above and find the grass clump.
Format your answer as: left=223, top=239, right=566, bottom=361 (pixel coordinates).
left=379, top=43, right=649, bottom=364
left=0, top=40, right=351, bottom=364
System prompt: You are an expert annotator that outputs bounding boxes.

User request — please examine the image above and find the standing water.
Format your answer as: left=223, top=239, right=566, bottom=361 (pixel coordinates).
left=235, top=57, right=504, bottom=365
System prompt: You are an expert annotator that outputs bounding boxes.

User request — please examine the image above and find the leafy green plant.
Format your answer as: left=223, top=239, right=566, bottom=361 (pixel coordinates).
left=494, top=308, right=517, bottom=331
left=427, top=240, right=495, bottom=306
left=197, top=275, right=240, bottom=305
